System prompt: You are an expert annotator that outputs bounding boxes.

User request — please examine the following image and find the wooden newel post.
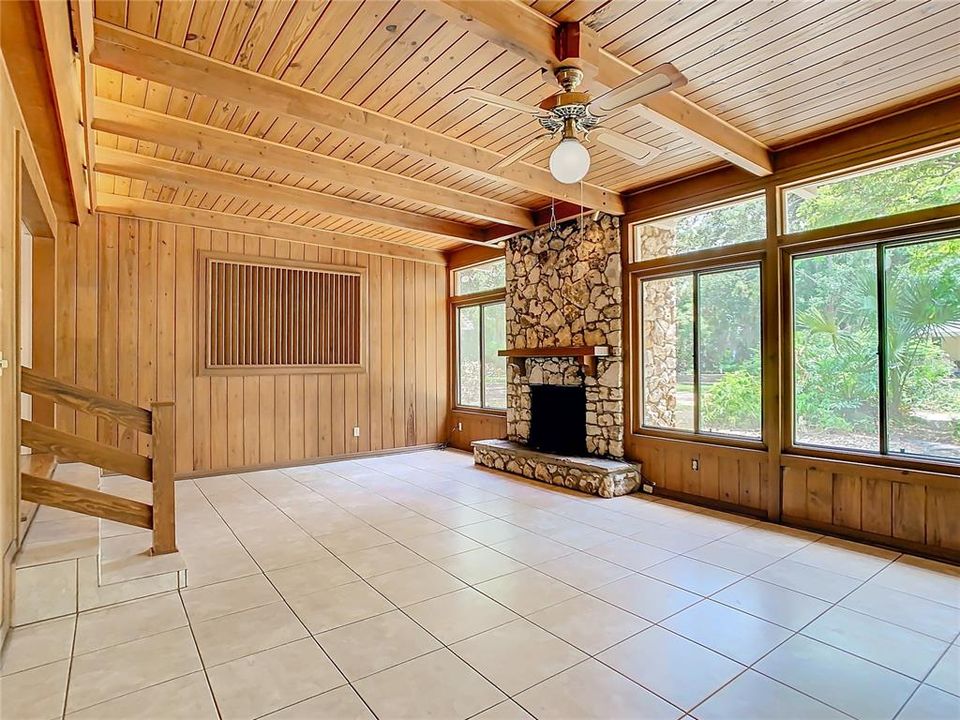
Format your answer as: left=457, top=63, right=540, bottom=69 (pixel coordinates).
left=150, top=401, right=177, bottom=554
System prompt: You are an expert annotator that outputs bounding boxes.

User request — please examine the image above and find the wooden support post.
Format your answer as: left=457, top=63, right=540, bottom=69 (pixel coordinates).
left=150, top=401, right=176, bottom=554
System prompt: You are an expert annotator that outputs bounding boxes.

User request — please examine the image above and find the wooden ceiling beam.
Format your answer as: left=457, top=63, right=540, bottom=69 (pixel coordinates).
left=95, top=194, right=446, bottom=265
left=34, top=0, right=90, bottom=218
left=92, top=99, right=534, bottom=229
left=94, top=147, right=491, bottom=243
left=68, top=0, right=97, bottom=212
left=420, top=0, right=774, bottom=177
left=1, top=0, right=76, bottom=222
left=90, top=20, right=624, bottom=214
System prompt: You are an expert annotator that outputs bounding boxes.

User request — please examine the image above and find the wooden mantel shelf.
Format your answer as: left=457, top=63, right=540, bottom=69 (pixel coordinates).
left=499, top=346, right=610, bottom=377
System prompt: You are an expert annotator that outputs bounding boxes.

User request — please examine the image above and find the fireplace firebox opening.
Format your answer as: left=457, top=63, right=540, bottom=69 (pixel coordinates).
left=528, top=384, right=587, bottom=456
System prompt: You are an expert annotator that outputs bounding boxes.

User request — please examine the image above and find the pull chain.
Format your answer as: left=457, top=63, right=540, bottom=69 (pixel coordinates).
left=549, top=196, right=558, bottom=232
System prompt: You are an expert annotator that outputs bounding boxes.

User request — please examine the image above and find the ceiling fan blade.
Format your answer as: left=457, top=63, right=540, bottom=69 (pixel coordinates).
left=493, top=134, right=552, bottom=169
left=456, top=88, right=542, bottom=115
left=589, top=63, right=687, bottom=115
left=592, top=130, right=662, bottom=166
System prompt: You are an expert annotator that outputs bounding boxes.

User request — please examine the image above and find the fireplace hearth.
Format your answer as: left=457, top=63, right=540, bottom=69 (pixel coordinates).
left=529, top=384, right=586, bottom=456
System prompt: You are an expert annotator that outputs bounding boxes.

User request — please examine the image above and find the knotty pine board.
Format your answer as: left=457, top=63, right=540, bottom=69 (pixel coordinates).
left=56, top=213, right=447, bottom=475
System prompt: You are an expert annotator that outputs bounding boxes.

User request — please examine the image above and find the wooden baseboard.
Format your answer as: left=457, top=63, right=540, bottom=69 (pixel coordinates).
left=781, top=514, right=960, bottom=566
left=174, top=443, right=445, bottom=480
left=652, top=486, right=769, bottom=521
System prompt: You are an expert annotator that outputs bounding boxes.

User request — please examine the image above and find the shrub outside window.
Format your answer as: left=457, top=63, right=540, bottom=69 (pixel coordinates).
left=641, top=264, right=762, bottom=439
left=792, top=237, right=960, bottom=461
left=784, top=147, right=960, bottom=234
left=633, top=195, right=765, bottom=262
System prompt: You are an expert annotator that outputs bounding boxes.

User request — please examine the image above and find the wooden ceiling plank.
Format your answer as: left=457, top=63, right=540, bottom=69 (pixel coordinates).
left=93, top=99, right=533, bottom=228
left=680, top=2, right=894, bottom=102
left=95, top=193, right=448, bottom=264
left=419, top=0, right=773, bottom=176
left=308, top=1, right=420, bottom=97
left=340, top=12, right=449, bottom=106
left=155, top=0, right=195, bottom=43
left=256, top=1, right=331, bottom=78
left=709, top=10, right=959, bottom=125
left=759, top=62, right=960, bottom=144
left=91, top=20, right=623, bottom=212
left=229, top=0, right=296, bottom=70
left=94, top=146, right=494, bottom=243
left=690, top=2, right=933, bottom=112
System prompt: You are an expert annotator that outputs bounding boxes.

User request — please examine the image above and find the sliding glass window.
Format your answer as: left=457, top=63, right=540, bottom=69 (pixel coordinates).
left=641, top=264, right=762, bottom=439
left=456, top=301, right=507, bottom=410
left=792, top=236, right=960, bottom=461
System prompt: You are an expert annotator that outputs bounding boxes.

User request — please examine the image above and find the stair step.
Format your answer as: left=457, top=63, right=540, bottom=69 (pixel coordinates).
left=20, top=452, right=58, bottom=480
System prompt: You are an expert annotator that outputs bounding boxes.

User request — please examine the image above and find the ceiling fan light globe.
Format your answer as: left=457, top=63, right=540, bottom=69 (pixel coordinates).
left=549, top=138, right=590, bottom=184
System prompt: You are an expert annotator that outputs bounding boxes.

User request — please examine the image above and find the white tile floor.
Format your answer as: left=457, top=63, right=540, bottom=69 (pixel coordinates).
left=2, top=449, right=960, bottom=720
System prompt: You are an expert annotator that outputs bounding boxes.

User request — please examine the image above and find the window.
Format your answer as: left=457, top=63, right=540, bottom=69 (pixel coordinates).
left=633, top=195, right=765, bottom=261
left=457, top=300, right=507, bottom=410
left=454, top=256, right=506, bottom=410
left=641, top=265, right=762, bottom=439
left=792, top=237, right=960, bottom=461
left=202, top=255, right=364, bottom=373
left=454, top=258, right=506, bottom=295
left=785, top=147, right=960, bottom=233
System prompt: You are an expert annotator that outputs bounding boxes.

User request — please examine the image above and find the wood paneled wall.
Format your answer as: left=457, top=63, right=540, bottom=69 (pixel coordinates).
left=53, top=214, right=448, bottom=476
left=627, top=436, right=769, bottom=516
left=447, top=409, right=507, bottom=452
left=781, top=457, right=960, bottom=558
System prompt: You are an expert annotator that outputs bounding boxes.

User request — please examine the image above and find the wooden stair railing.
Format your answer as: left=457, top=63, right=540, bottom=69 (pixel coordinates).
left=19, top=367, right=177, bottom=554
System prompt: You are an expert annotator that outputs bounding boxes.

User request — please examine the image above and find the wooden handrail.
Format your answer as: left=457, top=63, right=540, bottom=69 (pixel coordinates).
left=21, top=420, right=152, bottom=481
left=21, top=473, right=153, bottom=529
left=18, top=370, right=177, bottom=555
left=21, top=367, right=152, bottom=433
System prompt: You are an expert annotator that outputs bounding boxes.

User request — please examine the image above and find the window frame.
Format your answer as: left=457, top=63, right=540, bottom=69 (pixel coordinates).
left=453, top=296, right=507, bottom=412
left=630, top=192, right=767, bottom=265
left=449, top=254, right=507, bottom=415
left=781, top=145, right=960, bottom=236
left=635, top=258, right=765, bottom=445
left=623, top=143, right=960, bottom=470
left=452, top=257, right=507, bottom=297
left=784, top=231, right=960, bottom=466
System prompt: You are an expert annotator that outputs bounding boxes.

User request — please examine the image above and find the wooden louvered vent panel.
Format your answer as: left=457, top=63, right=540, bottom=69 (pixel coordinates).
left=201, top=253, right=366, bottom=374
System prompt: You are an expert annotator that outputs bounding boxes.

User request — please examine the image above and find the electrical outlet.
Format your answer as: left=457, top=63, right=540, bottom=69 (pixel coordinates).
left=456, top=422, right=463, bottom=431
left=353, top=426, right=360, bottom=438
left=691, top=458, right=699, bottom=471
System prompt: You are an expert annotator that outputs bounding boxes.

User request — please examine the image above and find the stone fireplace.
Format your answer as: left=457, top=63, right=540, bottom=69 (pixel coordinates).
left=506, top=213, right=625, bottom=458
left=472, top=213, right=640, bottom=498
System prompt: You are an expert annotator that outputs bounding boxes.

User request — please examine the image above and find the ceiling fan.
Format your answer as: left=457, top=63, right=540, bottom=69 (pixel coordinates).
left=460, top=63, right=687, bottom=184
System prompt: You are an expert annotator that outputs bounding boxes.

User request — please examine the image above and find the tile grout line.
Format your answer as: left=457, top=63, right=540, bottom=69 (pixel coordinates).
left=281, top=454, right=953, bottom=717
left=174, top=589, right=225, bottom=720
left=256, top=466, right=614, bottom=716
left=273, top=462, right=699, bottom=716
left=193, top=478, right=384, bottom=720
left=58, top=610, right=78, bottom=720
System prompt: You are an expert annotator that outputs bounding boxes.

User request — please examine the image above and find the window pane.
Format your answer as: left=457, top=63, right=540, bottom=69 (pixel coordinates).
left=634, top=196, right=765, bottom=261
left=482, top=302, right=507, bottom=409
left=642, top=275, right=694, bottom=430
left=883, top=238, right=960, bottom=461
left=698, top=267, right=762, bottom=438
left=454, top=258, right=505, bottom=295
left=785, top=148, right=960, bottom=233
left=457, top=305, right=481, bottom=407
left=793, top=248, right=879, bottom=451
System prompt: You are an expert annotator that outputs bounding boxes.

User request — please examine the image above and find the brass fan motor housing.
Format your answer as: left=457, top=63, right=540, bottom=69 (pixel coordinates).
left=538, top=91, right=591, bottom=113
